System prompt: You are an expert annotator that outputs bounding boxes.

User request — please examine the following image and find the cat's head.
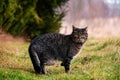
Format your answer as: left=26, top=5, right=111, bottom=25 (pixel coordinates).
left=71, top=25, right=88, bottom=43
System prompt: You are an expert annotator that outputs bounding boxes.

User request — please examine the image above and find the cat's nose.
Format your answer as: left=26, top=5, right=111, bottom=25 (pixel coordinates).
left=80, top=36, right=85, bottom=39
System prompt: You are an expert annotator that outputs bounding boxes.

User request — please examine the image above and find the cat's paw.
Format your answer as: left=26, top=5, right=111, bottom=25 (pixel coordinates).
left=65, top=70, right=70, bottom=74
left=61, top=63, right=64, bottom=66
left=41, top=71, right=47, bottom=74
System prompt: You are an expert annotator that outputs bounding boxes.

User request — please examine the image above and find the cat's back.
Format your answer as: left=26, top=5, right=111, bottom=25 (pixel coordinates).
left=31, top=33, right=66, bottom=45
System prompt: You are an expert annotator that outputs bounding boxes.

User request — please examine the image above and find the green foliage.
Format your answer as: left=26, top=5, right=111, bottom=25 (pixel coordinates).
left=0, top=0, right=68, bottom=38
left=36, top=0, right=68, bottom=34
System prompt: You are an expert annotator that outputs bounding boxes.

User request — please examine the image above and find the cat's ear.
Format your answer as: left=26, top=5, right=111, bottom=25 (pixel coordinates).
left=72, top=25, right=76, bottom=31
left=84, top=26, right=88, bottom=31
left=83, top=26, right=88, bottom=33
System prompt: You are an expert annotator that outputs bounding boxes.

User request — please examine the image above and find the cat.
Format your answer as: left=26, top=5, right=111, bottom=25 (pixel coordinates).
left=28, top=25, right=88, bottom=74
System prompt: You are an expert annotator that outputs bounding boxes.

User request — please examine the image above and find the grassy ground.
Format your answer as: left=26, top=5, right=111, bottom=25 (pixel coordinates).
left=0, top=37, right=120, bottom=80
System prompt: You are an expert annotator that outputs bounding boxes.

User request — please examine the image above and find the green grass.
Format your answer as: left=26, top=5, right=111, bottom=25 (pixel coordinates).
left=0, top=37, right=120, bottom=80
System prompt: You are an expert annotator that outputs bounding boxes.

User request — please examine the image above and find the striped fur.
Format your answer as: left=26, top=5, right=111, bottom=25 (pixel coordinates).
left=28, top=26, right=88, bottom=74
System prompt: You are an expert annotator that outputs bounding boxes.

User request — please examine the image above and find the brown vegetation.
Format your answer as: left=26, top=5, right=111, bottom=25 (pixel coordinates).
left=0, top=30, right=24, bottom=43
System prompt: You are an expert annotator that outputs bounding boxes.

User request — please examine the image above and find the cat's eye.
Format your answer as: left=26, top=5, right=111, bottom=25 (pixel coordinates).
left=74, top=34, right=78, bottom=37
left=73, top=29, right=78, bottom=33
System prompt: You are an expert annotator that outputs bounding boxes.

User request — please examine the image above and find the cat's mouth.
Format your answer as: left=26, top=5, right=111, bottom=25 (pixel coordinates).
left=79, top=36, right=87, bottom=42
left=74, top=37, right=86, bottom=43
left=73, top=35, right=87, bottom=43
left=80, top=38, right=85, bottom=43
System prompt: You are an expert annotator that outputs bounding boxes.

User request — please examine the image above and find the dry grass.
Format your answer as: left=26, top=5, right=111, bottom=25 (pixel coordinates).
left=0, top=37, right=120, bottom=80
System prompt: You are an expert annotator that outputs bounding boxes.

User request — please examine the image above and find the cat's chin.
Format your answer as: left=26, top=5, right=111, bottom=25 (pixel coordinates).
left=80, top=39, right=85, bottom=43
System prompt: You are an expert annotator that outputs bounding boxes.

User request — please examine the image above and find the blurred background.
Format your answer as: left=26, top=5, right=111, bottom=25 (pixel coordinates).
left=60, top=0, right=120, bottom=37
left=0, top=0, right=120, bottom=41
left=0, top=1, right=120, bottom=79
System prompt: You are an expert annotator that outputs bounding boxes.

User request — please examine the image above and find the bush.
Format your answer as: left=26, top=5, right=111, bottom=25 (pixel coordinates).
left=0, top=0, right=68, bottom=39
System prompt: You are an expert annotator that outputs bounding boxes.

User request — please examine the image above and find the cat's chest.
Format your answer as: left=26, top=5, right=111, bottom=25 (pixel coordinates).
left=74, top=48, right=82, bottom=58
left=70, top=44, right=82, bottom=56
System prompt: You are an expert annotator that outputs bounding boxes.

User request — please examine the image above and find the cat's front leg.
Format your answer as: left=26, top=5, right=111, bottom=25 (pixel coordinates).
left=63, top=57, right=72, bottom=73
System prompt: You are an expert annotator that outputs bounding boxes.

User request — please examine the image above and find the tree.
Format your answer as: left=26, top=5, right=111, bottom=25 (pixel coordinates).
left=0, top=0, right=68, bottom=39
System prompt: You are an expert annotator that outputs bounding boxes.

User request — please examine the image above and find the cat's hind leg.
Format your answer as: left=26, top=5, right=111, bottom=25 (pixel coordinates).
left=29, top=48, right=41, bottom=73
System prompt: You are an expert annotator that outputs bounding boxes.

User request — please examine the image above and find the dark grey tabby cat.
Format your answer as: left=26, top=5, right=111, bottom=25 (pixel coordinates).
left=28, top=25, right=88, bottom=74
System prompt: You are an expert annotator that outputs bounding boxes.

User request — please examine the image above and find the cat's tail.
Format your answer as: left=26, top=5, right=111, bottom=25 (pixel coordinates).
left=28, top=45, right=41, bottom=73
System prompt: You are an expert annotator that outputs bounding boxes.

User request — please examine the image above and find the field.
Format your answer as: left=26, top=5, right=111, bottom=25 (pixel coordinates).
left=0, top=37, right=120, bottom=80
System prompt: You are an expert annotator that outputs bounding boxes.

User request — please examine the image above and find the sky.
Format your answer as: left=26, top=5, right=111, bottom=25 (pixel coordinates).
left=104, top=0, right=120, bottom=9
left=105, top=0, right=120, bottom=4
